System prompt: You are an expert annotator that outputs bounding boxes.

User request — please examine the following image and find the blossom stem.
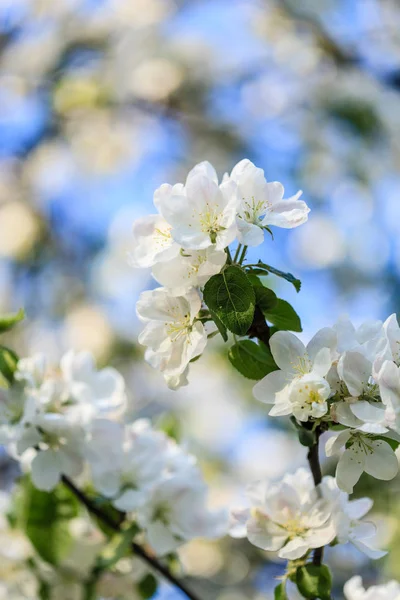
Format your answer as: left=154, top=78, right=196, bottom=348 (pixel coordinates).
left=238, top=245, right=248, bottom=265
left=306, top=427, right=324, bottom=566
left=233, top=243, right=242, bottom=263
left=61, top=475, right=202, bottom=600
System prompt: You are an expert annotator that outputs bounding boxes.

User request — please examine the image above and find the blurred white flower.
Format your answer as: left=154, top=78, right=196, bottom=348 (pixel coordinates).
left=344, top=576, right=400, bottom=600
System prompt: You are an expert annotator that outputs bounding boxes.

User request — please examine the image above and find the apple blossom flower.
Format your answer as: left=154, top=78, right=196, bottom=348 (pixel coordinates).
left=129, top=214, right=180, bottom=268
left=344, top=576, right=400, bottom=600
left=331, top=351, right=388, bottom=432
left=136, top=287, right=207, bottom=384
left=376, top=359, right=400, bottom=433
left=230, top=468, right=336, bottom=560
left=253, top=329, right=336, bottom=421
left=87, top=419, right=170, bottom=511
left=15, top=351, right=126, bottom=422
left=225, top=159, right=309, bottom=246
left=137, top=471, right=228, bottom=556
left=374, top=314, right=400, bottom=375
left=320, top=475, right=386, bottom=559
left=29, top=413, right=85, bottom=491
left=152, top=246, right=226, bottom=295
left=333, top=315, right=385, bottom=362
left=325, top=429, right=398, bottom=493
left=156, top=161, right=239, bottom=250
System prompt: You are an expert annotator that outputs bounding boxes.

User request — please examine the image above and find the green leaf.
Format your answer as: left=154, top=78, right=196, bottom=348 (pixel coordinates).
left=0, top=345, right=18, bottom=386
left=228, top=340, right=278, bottom=380
left=97, top=524, right=139, bottom=570
left=0, top=308, right=25, bottom=334
left=249, top=263, right=301, bottom=292
left=203, top=266, right=255, bottom=335
left=264, top=299, right=302, bottom=332
left=137, top=574, right=158, bottom=599
left=18, top=478, right=79, bottom=566
left=296, top=564, right=332, bottom=600
left=274, top=582, right=288, bottom=599
left=209, top=308, right=228, bottom=342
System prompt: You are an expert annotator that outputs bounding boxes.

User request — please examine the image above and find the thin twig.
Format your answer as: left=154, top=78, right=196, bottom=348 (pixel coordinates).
left=61, top=475, right=201, bottom=600
left=306, top=428, right=324, bottom=566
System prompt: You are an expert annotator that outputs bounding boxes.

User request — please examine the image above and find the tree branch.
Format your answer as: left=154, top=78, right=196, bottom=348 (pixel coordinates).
left=61, top=475, right=201, bottom=600
left=306, top=428, right=324, bottom=566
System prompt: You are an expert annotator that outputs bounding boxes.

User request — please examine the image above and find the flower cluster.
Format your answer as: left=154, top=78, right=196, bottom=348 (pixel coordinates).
left=0, top=349, right=227, bottom=556
left=253, top=315, right=400, bottom=492
left=131, top=159, right=308, bottom=388
left=230, top=467, right=384, bottom=561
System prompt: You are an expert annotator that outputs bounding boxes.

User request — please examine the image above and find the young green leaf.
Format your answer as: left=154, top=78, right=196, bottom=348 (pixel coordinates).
left=296, top=564, right=332, bottom=600
left=0, top=308, right=25, bottom=334
left=249, top=263, right=301, bottom=292
left=274, top=582, right=288, bottom=599
left=228, top=340, right=278, bottom=380
left=264, top=299, right=302, bottom=332
left=209, top=308, right=228, bottom=342
left=17, top=479, right=79, bottom=566
left=137, top=573, right=158, bottom=599
left=203, top=266, right=255, bottom=335
left=0, top=346, right=18, bottom=385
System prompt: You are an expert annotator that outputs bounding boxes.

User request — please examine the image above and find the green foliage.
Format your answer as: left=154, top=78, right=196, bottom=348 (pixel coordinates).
left=208, top=308, right=228, bottom=341
left=228, top=340, right=277, bottom=380
left=274, top=582, right=288, bottom=599
left=203, top=266, right=255, bottom=335
left=0, top=308, right=25, bottom=334
left=248, top=263, right=301, bottom=292
left=296, top=564, right=332, bottom=600
left=248, top=274, right=278, bottom=314
left=264, top=299, right=302, bottom=332
left=291, top=418, right=316, bottom=447
left=137, top=573, right=158, bottom=599
left=16, top=478, right=80, bottom=566
left=0, top=345, right=19, bottom=387
left=328, top=99, right=380, bottom=138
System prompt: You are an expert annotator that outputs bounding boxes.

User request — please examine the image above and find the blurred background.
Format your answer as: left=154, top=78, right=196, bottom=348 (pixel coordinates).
left=1, top=0, right=400, bottom=598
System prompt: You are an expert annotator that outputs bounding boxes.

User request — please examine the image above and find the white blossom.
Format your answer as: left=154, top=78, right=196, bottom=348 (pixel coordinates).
left=253, top=329, right=335, bottom=421
left=325, top=429, right=398, bottom=493
left=137, top=471, right=228, bottom=556
left=152, top=246, right=226, bottom=295
left=129, top=214, right=180, bottom=268
left=320, top=475, right=385, bottom=559
left=344, top=576, right=400, bottom=600
left=230, top=468, right=336, bottom=560
left=136, top=287, right=207, bottom=384
left=225, top=159, right=309, bottom=246
left=156, top=161, right=239, bottom=250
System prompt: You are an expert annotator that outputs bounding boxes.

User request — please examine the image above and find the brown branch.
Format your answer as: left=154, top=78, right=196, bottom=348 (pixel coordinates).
left=61, top=475, right=201, bottom=600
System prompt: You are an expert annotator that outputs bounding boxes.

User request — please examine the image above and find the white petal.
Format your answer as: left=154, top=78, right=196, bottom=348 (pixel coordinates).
left=253, top=371, right=288, bottom=404
left=346, top=497, right=373, bottom=519
left=336, top=447, right=365, bottom=493
left=325, top=430, right=351, bottom=457
left=364, top=440, right=398, bottom=481
left=338, top=352, right=372, bottom=397
left=306, top=328, right=337, bottom=363
left=146, top=521, right=180, bottom=556
left=279, top=537, right=309, bottom=560
left=311, top=348, right=332, bottom=377
left=350, top=401, right=386, bottom=424
left=31, top=450, right=61, bottom=491
left=351, top=539, right=387, bottom=560
left=270, top=331, right=307, bottom=373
